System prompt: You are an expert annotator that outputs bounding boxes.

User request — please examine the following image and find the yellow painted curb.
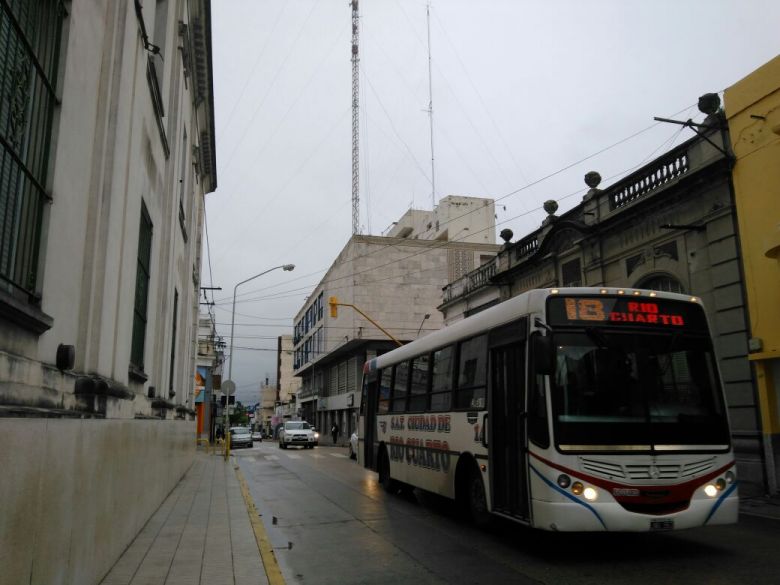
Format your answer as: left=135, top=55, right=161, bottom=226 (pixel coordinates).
left=234, top=464, right=286, bottom=585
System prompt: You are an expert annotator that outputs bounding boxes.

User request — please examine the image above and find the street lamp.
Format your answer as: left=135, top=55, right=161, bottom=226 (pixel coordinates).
left=224, top=264, right=294, bottom=452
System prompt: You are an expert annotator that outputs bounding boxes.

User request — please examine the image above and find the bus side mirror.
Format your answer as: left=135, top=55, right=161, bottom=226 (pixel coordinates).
left=533, top=334, right=554, bottom=375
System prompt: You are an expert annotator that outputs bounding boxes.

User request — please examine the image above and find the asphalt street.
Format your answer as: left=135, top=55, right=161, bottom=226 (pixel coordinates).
left=234, top=441, right=780, bottom=585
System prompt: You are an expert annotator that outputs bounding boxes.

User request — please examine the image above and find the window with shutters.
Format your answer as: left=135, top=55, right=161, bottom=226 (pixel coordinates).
left=131, top=203, right=153, bottom=372
left=0, top=1, right=65, bottom=303
left=168, top=289, right=178, bottom=395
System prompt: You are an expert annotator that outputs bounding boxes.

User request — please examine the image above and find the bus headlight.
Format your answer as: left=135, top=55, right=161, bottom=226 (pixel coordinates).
left=725, top=471, right=736, bottom=484
left=571, top=482, right=584, bottom=495
left=704, top=484, right=718, bottom=497
left=557, top=474, right=571, bottom=488
left=583, top=487, right=598, bottom=501
left=715, top=478, right=727, bottom=491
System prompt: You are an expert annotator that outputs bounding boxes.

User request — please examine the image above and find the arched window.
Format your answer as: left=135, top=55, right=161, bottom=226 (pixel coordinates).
left=636, top=274, right=684, bottom=294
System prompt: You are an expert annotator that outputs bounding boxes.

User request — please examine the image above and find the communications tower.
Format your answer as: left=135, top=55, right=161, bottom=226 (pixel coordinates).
left=351, top=0, right=360, bottom=235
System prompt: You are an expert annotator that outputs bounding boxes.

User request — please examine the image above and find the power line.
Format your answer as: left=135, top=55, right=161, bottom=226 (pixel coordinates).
left=218, top=0, right=322, bottom=179
left=214, top=121, right=699, bottom=307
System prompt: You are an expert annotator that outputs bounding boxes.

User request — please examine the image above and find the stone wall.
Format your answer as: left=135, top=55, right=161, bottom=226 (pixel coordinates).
left=0, top=419, right=194, bottom=585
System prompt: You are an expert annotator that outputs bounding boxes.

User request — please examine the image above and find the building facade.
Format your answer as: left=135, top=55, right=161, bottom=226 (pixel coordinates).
left=196, top=313, right=223, bottom=442
left=725, top=55, right=780, bottom=494
left=0, top=2, right=217, bottom=583
left=440, top=105, right=768, bottom=495
left=293, top=197, right=499, bottom=444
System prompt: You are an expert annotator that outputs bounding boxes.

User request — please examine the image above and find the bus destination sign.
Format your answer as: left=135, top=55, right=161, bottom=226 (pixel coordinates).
left=547, top=296, right=707, bottom=330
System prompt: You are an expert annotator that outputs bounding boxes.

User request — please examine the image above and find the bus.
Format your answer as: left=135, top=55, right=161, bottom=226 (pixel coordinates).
left=357, top=287, right=738, bottom=531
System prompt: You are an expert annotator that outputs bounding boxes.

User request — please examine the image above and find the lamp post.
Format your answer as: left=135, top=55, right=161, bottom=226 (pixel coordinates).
left=224, top=264, right=294, bottom=455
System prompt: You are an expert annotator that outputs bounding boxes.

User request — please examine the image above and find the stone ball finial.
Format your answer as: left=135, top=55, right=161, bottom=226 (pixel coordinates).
left=499, top=228, right=513, bottom=243
left=543, top=200, right=558, bottom=216
left=698, top=93, right=721, bottom=115
left=584, top=171, right=602, bottom=189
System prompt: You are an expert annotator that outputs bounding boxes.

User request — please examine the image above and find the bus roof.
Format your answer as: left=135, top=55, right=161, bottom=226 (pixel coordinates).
left=364, top=287, right=703, bottom=372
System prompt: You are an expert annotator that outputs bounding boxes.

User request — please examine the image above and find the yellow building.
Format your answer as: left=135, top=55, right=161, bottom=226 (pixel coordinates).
left=725, top=55, right=780, bottom=494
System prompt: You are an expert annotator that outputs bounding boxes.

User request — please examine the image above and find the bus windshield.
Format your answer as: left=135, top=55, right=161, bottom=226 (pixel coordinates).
left=550, top=330, right=730, bottom=451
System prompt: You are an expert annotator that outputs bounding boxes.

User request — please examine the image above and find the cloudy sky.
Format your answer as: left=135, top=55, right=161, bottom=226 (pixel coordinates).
left=204, top=0, right=780, bottom=403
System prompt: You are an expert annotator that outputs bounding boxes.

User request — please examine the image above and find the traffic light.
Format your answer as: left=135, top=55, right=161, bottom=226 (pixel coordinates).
left=329, top=296, right=338, bottom=318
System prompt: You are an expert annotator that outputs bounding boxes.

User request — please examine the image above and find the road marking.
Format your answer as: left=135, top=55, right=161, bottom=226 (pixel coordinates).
left=234, top=465, right=286, bottom=585
left=310, top=453, right=325, bottom=459
left=264, top=455, right=279, bottom=461
left=287, top=454, right=301, bottom=459
left=330, top=453, right=348, bottom=458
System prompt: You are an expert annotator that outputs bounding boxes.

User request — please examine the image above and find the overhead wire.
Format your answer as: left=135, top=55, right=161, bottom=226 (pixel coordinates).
left=212, top=107, right=352, bottom=267
left=216, top=0, right=289, bottom=143
left=217, top=0, right=322, bottom=180
left=213, top=104, right=694, bottom=306
left=214, top=118, right=699, bottom=307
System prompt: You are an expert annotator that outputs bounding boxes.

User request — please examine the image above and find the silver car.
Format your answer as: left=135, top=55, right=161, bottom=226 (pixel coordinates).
left=278, top=421, right=318, bottom=449
left=229, top=426, right=253, bottom=449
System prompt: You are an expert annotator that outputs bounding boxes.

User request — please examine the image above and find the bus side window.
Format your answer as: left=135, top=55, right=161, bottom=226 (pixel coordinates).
left=431, top=346, right=454, bottom=412
left=408, top=354, right=431, bottom=412
left=391, top=362, right=410, bottom=412
left=378, top=368, right=392, bottom=414
left=455, top=335, right=488, bottom=410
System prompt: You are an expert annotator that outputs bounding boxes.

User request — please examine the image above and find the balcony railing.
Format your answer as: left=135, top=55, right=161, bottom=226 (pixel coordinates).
left=609, top=147, right=689, bottom=210
left=443, top=257, right=496, bottom=303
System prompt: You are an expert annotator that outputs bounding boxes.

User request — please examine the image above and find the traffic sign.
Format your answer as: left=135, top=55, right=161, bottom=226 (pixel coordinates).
left=223, top=380, right=236, bottom=395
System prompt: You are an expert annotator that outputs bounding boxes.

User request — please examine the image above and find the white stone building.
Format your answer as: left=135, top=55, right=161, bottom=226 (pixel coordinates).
left=0, top=2, right=217, bottom=583
left=293, top=197, right=499, bottom=442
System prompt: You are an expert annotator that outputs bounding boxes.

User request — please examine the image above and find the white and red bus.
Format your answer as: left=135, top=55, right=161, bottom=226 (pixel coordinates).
left=357, top=287, right=738, bottom=531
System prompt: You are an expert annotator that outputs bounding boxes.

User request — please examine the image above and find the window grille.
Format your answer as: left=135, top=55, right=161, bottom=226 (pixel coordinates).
left=0, top=0, right=65, bottom=299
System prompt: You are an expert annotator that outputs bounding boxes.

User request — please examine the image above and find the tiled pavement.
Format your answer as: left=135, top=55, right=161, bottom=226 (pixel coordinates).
left=100, top=452, right=269, bottom=585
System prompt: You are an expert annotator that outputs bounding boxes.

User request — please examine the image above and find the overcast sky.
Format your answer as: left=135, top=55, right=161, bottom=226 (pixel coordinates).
left=204, top=0, right=780, bottom=403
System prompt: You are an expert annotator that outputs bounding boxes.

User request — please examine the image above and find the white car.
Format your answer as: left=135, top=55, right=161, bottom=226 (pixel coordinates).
left=349, top=431, right=358, bottom=459
left=278, top=421, right=318, bottom=449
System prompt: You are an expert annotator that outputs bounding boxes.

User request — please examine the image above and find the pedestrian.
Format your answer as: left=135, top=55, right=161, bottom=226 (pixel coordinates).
left=331, top=422, right=339, bottom=445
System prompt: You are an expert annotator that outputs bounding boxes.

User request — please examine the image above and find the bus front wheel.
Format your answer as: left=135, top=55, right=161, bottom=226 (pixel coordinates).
left=468, top=467, right=490, bottom=528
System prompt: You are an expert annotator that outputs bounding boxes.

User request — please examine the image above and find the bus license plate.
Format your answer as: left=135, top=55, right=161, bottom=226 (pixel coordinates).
left=650, top=519, right=674, bottom=531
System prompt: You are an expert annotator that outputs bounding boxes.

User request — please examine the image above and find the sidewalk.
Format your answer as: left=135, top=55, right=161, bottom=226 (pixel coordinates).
left=100, top=451, right=272, bottom=585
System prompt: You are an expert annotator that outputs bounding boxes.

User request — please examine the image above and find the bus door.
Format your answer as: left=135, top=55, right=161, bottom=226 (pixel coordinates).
left=488, top=318, right=529, bottom=520
left=361, top=370, right=378, bottom=470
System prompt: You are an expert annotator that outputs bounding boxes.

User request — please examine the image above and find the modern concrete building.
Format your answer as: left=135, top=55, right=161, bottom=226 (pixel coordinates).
left=725, top=55, right=780, bottom=494
left=440, top=100, right=770, bottom=495
left=293, top=197, right=499, bottom=443
left=386, top=195, right=497, bottom=245
left=0, top=2, right=217, bottom=583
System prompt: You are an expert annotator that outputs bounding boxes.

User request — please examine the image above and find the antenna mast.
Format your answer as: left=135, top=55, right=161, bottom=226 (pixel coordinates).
left=426, top=1, right=436, bottom=208
left=351, top=0, right=360, bottom=235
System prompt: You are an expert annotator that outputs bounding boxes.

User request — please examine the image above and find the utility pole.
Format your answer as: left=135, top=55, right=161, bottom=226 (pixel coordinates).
left=351, top=0, right=360, bottom=235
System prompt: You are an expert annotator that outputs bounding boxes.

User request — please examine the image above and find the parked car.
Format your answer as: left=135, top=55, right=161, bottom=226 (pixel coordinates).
left=349, top=430, right=358, bottom=460
left=251, top=429, right=263, bottom=442
left=229, top=427, right=253, bottom=449
left=278, top=421, right=318, bottom=449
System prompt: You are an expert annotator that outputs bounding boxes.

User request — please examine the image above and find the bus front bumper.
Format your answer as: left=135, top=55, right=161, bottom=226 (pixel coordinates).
left=530, top=490, right=739, bottom=532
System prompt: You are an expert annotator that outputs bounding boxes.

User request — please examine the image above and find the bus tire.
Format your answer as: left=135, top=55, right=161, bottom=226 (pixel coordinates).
left=378, top=447, right=399, bottom=494
left=468, top=466, right=491, bottom=528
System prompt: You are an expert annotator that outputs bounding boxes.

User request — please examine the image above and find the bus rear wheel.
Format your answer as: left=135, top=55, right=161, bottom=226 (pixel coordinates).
left=378, top=448, right=399, bottom=494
